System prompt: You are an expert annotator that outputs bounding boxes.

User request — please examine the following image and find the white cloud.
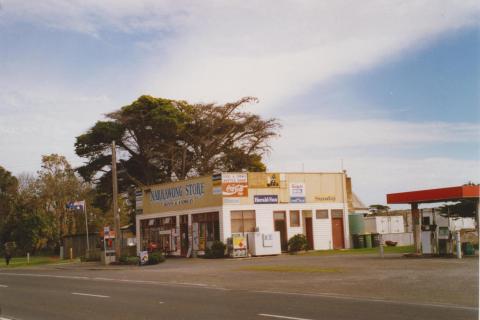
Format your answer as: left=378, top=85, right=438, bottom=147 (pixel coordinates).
left=2, top=1, right=479, bottom=106
left=0, top=90, right=115, bottom=173
left=270, top=117, right=480, bottom=150
left=266, top=117, right=480, bottom=205
left=141, top=1, right=480, bottom=106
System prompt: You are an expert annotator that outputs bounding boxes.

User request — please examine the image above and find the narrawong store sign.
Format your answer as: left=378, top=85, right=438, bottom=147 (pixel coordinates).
left=254, top=195, right=278, bottom=204
left=150, top=182, right=205, bottom=207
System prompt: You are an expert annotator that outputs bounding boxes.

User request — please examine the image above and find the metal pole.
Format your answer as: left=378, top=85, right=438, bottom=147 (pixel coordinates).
left=411, top=203, right=421, bottom=254
left=84, top=202, right=90, bottom=256
left=112, top=141, right=121, bottom=259
left=455, top=230, right=462, bottom=259
left=379, top=234, right=384, bottom=258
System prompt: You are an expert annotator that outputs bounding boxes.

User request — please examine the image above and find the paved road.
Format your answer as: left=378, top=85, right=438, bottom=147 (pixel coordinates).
left=0, top=271, right=477, bottom=320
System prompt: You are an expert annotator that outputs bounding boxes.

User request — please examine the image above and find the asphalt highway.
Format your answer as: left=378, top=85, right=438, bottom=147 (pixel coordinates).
left=0, top=270, right=477, bottom=320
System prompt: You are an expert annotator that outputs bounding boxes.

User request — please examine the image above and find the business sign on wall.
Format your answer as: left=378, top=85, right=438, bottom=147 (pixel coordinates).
left=222, top=173, right=248, bottom=197
left=290, top=182, right=306, bottom=203
left=254, top=195, right=279, bottom=204
left=290, top=197, right=306, bottom=203
left=150, top=182, right=205, bottom=207
left=315, top=195, right=336, bottom=202
left=223, top=197, right=241, bottom=205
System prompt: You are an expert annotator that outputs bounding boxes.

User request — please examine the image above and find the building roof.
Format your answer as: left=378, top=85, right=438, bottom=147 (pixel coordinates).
left=387, top=185, right=480, bottom=204
left=352, top=192, right=367, bottom=209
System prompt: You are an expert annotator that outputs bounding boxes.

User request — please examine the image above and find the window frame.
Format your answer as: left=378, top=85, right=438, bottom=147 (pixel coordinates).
left=316, top=209, right=329, bottom=219
left=230, top=210, right=256, bottom=233
left=289, top=210, right=300, bottom=227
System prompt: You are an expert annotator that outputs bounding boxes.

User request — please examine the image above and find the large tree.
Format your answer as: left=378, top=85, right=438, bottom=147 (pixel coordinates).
left=75, top=95, right=280, bottom=206
left=0, top=166, right=18, bottom=244
left=36, top=154, right=85, bottom=240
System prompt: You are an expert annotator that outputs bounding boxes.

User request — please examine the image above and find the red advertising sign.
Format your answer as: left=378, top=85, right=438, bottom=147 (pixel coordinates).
left=222, top=173, right=248, bottom=197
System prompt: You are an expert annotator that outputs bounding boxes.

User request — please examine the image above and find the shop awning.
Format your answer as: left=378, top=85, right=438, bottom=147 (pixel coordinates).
left=387, top=185, right=480, bottom=204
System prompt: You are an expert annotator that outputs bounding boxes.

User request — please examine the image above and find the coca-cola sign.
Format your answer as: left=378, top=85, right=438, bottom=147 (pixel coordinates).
left=222, top=173, right=248, bottom=197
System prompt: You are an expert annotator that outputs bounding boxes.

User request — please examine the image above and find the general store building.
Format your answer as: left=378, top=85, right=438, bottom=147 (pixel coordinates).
left=136, top=172, right=355, bottom=256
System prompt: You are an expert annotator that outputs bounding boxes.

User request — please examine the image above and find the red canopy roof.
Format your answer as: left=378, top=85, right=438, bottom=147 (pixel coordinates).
left=387, top=185, right=480, bottom=204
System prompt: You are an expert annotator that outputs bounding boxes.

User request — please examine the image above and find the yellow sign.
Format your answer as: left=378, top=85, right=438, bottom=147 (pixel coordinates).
left=232, top=234, right=247, bottom=249
left=248, top=172, right=280, bottom=188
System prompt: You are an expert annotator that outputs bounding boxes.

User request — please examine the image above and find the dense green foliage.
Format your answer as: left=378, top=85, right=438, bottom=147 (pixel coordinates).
left=204, top=241, right=226, bottom=259
left=288, top=234, right=309, bottom=253
left=118, top=255, right=140, bottom=265
left=440, top=199, right=478, bottom=217
left=0, top=156, right=106, bottom=255
left=148, top=251, right=165, bottom=265
left=75, top=95, right=280, bottom=209
left=368, top=204, right=390, bottom=215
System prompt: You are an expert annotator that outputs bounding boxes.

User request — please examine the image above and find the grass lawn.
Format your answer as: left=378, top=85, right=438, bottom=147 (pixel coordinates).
left=0, top=256, right=80, bottom=268
left=239, top=265, right=341, bottom=273
left=304, top=245, right=415, bottom=256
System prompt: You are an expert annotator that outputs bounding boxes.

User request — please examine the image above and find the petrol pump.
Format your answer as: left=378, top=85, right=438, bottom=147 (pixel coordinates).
left=421, top=209, right=476, bottom=256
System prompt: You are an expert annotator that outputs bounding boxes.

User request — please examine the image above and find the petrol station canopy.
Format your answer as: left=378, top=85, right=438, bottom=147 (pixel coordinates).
left=387, top=185, right=480, bottom=204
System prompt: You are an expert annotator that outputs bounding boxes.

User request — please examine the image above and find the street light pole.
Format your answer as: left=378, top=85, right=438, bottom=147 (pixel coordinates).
left=112, top=141, right=121, bottom=259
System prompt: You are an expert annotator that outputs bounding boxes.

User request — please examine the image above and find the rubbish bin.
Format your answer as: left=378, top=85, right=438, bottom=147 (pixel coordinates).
left=364, top=234, right=372, bottom=248
left=462, top=242, right=475, bottom=256
left=352, top=234, right=365, bottom=249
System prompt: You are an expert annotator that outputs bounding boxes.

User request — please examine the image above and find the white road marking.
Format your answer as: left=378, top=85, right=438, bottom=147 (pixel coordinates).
left=258, top=314, right=314, bottom=320
left=0, top=272, right=227, bottom=290
left=0, top=284, right=8, bottom=288
left=158, top=301, right=164, bottom=304
left=253, top=290, right=478, bottom=311
left=72, top=292, right=110, bottom=298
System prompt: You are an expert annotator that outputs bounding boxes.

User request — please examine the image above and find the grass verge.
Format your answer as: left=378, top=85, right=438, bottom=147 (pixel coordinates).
left=0, top=256, right=80, bottom=268
left=238, top=265, right=341, bottom=273
left=304, top=245, right=415, bottom=256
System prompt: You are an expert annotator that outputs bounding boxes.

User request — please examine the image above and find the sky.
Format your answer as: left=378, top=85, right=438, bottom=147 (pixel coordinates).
left=0, top=1, right=479, bottom=207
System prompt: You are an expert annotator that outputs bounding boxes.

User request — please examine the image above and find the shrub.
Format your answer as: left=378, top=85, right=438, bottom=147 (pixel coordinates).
left=288, top=234, right=308, bottom=253
left=117, top=255, right=140, bottom=265
left=204, top=241, right=226, bottom=259
left=148, top=251, right=165, bottom=265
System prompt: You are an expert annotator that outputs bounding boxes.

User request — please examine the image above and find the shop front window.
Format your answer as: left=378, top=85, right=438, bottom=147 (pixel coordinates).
left=231, top=210, right=256, bottom=233
left=140, top=216, right=177, bottom=253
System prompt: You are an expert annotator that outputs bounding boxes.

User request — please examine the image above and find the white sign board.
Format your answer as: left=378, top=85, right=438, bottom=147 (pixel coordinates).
left=289, top=183, right=306, bottom=197
left=103, top=226, right=110, bottom=237
left=140, top=251, right=149, bottom=265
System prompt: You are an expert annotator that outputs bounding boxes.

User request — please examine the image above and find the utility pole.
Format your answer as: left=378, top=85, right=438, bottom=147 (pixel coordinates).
left=112, top=141, right=121, bottom=259
left=84, top=202, right=90, bottom=256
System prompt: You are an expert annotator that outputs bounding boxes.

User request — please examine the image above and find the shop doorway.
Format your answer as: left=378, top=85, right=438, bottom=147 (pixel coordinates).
left=180, top=215, right=189, bottom=256
left=331, top=210, right=345, bottom=249
left=274, top=211, right=288, bottom=251
left=305, top=217, right=314, bottom=250
left=192, top=212, right=220, bottom=252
